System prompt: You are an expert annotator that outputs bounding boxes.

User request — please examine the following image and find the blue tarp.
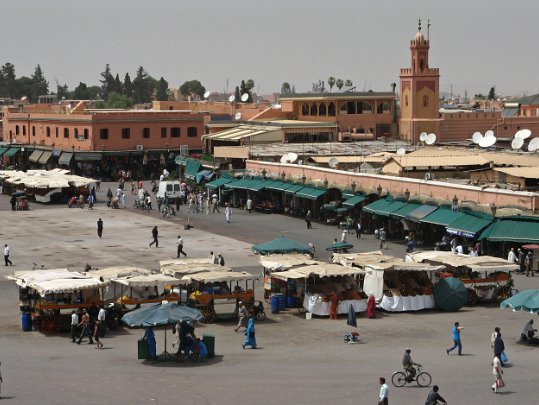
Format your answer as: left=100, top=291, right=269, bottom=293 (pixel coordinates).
left=121, top=302, right=203, bottom=327
left=195, top=169, right=214, bottom=184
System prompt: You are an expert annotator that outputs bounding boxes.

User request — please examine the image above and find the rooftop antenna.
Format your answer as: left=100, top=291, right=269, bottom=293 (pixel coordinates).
left=425, top=133, right=437, bottom=145
left=234, top=112, right=242, bottom=120
left=419, top=132, right=428, bottom=143
left=472, top=131, right=483, bottom=144
left=511, top=137, right=524, bottom=150
left=240, top=93, right=249, bottom=102
left=203, top=91, right=210, bottom=100
left=228, top=94, right=235, bottom=103
left=328, top=157, right=339, bottom=168
left=515, top=129, right=531, bottom=140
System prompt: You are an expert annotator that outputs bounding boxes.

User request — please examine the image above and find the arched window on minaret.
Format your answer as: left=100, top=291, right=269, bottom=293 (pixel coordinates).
left=420, top=58, right=425, bottom=71
left=423, top=95, right=429, bottom=107
left=405, top=95, right=409, bottom=107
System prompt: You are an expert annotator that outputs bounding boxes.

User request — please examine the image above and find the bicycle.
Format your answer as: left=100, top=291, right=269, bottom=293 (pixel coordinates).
left=391, top=365, right=432, bottom=387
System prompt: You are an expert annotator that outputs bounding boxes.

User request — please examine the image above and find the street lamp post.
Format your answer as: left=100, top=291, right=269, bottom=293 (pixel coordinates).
left=404, top=189, right=410, bottom=201
left=377, top=184, right=383, bottom=196
left=490, top=202, right=497, bottom=217
left=351, top=181, right=357, bottom=193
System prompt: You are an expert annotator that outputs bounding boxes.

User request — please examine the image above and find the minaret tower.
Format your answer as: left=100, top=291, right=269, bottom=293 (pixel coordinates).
left=399, top=19, right=440, bottom=143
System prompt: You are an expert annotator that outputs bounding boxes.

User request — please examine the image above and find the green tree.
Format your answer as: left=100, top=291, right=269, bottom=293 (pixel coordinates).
left=56, top=83, right=70, bottom=100
left=344, top=79, right=353, bottom=87
left=99, top=64, right=114, bottom=100
left=87, top=86, right=100, bottom=100
left=234, top=86, right=241, bottom=102
left=488, top=86, right=496, bottom=100
left=281, top=82, right=291, bottom=94
left=155, top=77, right=169, bottom=101
left=30, top=64, right=49, bottom=102
left=111, top=73, right=123, bottom=94
left=14, top=76, right=33, bottom=99
left=132, top=66, right=154, bottom=103
left=336, top=78, right=344, bottom=91
left=328, top=76, right=336, bottom=92
left=239, top=79, right=255, bottom=102
left=107, top=91, right=134, bottom=108
left=179, top=79, right=206, bottom=100
left=73, top=82, right=90, bottom=99
left=123, top=73, right=133, bottom=98
left=1, top=63, right=17, bottom=98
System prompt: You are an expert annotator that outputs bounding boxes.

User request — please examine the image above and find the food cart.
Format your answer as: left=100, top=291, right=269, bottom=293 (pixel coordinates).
left=160, top=258, right=231, bottom=279
left=111, top=274, right=187, bottom=307
left=183, top=271, right=259, bottom=323
left=8, top=269, right=109, bottom=334
left=271, top=263, right=367, bottom=316
left=333, top=252, right=443, bottom=312
left=88, top=266, right=152, bottom=302
left=259, top=253, right=317, bottom=304
left=406, top=251, right=517, bottom=305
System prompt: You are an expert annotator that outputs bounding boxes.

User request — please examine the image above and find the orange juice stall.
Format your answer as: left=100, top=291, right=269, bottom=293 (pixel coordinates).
left=8, top=269, right=109, bottom=334
left=406, top=251, right=518, bottom=305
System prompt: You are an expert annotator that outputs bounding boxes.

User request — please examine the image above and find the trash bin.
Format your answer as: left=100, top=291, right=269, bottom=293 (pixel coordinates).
left=138, top=338, right=149, bottom=360
left=276, top=293, right=285, bottom=311
left=21, top=312, right=32, bottom=332
left=287, top=295, right=296, bottom=308
left=271, top=295, right=280, bottom=314
left=203, top=333, right=215, bottom=358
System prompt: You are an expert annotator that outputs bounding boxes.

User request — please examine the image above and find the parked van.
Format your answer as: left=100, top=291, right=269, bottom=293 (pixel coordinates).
left=156, top=181, right=182, bottom=202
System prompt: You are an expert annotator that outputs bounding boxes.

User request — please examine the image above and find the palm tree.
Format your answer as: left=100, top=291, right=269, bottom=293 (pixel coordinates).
left=344, top=79, right=353, bottom=87
left=336, top=79, right=344, bottom=91
left=281, top=82, right=291, bottom=94
left=328, top=77, right=336, bottom=92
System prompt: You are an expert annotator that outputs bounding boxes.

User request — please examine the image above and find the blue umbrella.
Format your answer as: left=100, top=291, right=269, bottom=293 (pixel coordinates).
left=500, top=290, right=539, bottom=313
left=433, top=277, right=467, bottom=312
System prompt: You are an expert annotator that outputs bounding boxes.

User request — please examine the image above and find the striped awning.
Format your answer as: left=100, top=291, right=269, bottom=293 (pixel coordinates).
left=29, top=150, right=44, bottom=163
left=38, top=151, right=52, bottom=164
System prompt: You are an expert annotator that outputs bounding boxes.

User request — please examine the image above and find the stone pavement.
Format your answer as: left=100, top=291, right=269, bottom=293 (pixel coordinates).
left=0, top=188, right=538, bottom=404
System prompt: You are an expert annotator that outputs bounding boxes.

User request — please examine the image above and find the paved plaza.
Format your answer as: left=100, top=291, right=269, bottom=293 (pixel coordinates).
left=0, top=185, right=538, bottom=404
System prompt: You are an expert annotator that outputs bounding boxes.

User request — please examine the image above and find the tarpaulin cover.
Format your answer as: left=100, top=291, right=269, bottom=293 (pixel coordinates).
left=121, top=302, right=203, bottom=327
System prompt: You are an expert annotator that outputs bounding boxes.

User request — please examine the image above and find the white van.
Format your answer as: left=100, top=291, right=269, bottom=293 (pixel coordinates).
left=156, top=181, right=182, bottom=202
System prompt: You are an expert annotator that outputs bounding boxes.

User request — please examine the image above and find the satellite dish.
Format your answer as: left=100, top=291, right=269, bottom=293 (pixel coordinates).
left=527, top=137, right=539, bottom=152
left=419, top=132, right=428, bottom=142
left=240, top=93, right=249, bottom=102
left=234, top=112, right=242, bottom=120
left=203, top=91, right=211, bottom=99
left=472, top=132, right=483, bottom=144
left=425, top=133, right=437, bottom=145
left=280, top=153, right=298, bottom=164
left=328, top=157, right=339, bottom=168
left=511, top=137, right=524, bottom=150
left=479, top=135, right=496, bottom=148
left=485, top=129, right=495, bottom=140
left=516, top=129, right=532, bottom=140
left=396, top=148, right=406, bottom=155
left=228, top=95, right=236, bottom=103
left=21, top=96, right=28, bottom=101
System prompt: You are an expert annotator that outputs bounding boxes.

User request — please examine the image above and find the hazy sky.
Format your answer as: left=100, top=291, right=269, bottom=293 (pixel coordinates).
left=4, top=0, right=538, bottom=97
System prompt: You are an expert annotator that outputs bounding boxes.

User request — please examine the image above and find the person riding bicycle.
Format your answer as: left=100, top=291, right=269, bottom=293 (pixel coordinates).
left=402, top=348, right=420, bottom=380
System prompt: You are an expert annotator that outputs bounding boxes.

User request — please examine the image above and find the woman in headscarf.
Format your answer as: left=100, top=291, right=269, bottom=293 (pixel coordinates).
left=367, top=292, right=376, bottom=319
left=144, top=326, right=157, bottom=360
left=242, top=317, right=257, bottom=349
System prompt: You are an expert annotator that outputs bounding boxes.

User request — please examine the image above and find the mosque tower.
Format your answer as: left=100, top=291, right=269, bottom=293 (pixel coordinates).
left=399, top=19, right=440, bottom=143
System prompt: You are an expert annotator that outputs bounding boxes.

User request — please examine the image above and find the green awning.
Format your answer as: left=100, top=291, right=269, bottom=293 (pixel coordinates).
left=3, top=147, right=20, bottom=157
left=363, top=198, right=393, bottom=215
left=295, top=187, right=326, bottom=200
left=343, top=195, right=367, bottom=207
left=58, top=152, right=73, bottom=166
left=184, top=160, right=202, bottom=179
left=29, top=150, right=44, bottom=163
left=376, top=200, right=407, bottom=217
left=284, top=184, right=305, bottom=194
left=342, top=189, right=356, bottom=200
left=205, top=177, right=234, bottom=188
left=421, top=208, right=465, bottom=226
left=74, top=152, right=102, bottom=161
left=390, top=203, right=421, bottom=218
left=38, top=151, right=52, bottom=164
left=0, top=147, right=7, bottom=156
left=447, top=213, right=494, bottom=238
left=247, top=180, right=270, bottom=192
left=264, top=181, right=286, bottom=191
left=406, top=205, right=438, bottom=222
left=479, top=217, right=539, bottom=243
left=270, top=181, right=298, bottom=192
left=225, top=178, right=252, bottom=190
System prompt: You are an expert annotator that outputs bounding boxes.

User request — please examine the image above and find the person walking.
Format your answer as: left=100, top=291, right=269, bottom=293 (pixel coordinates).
left=87, top=194, right=95, bottom=210
left=341, top=230, right=347, bottom=243
left=491, top=354, right=504, bottom=393
left=225, top=204, right=232, bottom=223
left=217, top=253, right=225, bottom=266
left=446, top=321, right=464, bottom=355
left=493, top=331, right=505, bottom=366
left=367, top=292, right=376, bottom=319
left=235, top=301, right=248, bottom=332
left=525, top=251, right=534, bottom=277
left=149, top=226, right=159, bottom=248
left=4, top=244, right=12, bottom=266
left=425, top=385, right=447, bottom=405
left=378, top=377, right=389, bottom=405
left=77, top=309, right=94, bottom=345
left=246, top=196, right=253, bottom=214
left=518, top=248, right=526, bottom=274
left=355, top=220, right=362, bottom=239
left=177, top=235, right=187, bottom=258
left=211, top=195, right=220, bottom=213
left=379, top=227, right=387, bottom=250
left=305, top=210, right=312, bottom=229
left=242, top=317, right=257, bottom=349
left=507, top=247, right=517, bottom=263
left=97, top=218, right=103, bottom=239
left=70, top=310, right=79, bottom=343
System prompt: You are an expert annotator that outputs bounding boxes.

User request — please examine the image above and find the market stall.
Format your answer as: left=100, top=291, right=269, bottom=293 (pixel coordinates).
left=8, top=269, right=109, bottom=333
left=160, top=258, right=231, bottom=279
left=88, top=266, right=152, bottom=302
left=183, top=271, right=259, bottom=323
left=332, top=253, right=443, bottom=312
left=111, top=274, right=187, bottom=306
left=259, top=253, right=317, bottom=304
left=271, top=263, right=367, bottom=316
left=406, top=251, right=518, bottom=305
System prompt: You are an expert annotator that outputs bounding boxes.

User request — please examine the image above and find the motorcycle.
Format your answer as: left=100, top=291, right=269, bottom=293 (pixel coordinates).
left=67, top=196, right=84, bottom=208
left=251, top=301, right=266, bottom=321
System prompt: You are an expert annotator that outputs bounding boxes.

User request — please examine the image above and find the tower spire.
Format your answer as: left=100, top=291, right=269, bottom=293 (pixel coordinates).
left=418, top=18, right=422, bottom=32
left=427, top=19, right=431, bottom=41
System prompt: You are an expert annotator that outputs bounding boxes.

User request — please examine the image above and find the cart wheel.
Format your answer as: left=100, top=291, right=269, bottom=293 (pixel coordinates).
left=40, top=316, right=60, bottom=334
left=201, top=305, right=216, bottom=324
left=467, top=289, right=478, bottom=306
